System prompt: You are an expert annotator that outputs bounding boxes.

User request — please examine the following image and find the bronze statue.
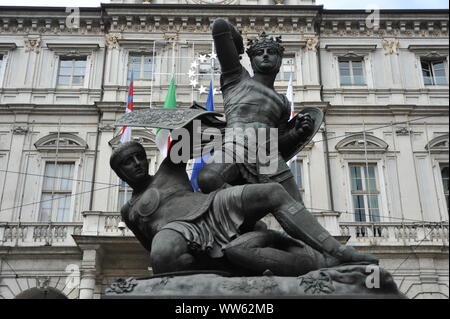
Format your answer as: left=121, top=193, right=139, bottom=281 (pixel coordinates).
left=104, top=20, right=409, bottom=298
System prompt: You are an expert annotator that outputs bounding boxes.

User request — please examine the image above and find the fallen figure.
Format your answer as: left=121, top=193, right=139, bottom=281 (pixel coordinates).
left=110, top=141, right=378, bottom=276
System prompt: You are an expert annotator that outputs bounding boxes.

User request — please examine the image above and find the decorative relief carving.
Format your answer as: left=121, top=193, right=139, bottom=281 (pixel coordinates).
left=105, top=33, right=122, bottom=49
left=382, top=39, right=400, bottom=55
left=105, top=277, right=138, bottom=294
left=304, top=37, right=319, bottom=52
left=163, top=33, right=178, bottom=41
left=395, top=127, right=410, bottom=136
left=24, top=36, right=41, bottom=53
left=298, top=271, right=335, bottom=295
left=99, top=123, right=116, bottom=132
left=12, top=126, right=29, bottom=135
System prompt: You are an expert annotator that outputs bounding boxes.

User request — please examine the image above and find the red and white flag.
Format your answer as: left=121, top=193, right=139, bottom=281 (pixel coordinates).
left=287, top=75, right=297, bottom=167
left=120, top=71, right=134, bottom=143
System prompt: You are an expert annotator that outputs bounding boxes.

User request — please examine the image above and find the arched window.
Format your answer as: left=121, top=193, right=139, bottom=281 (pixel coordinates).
left=34, top=133, right=88, bottom=222
left=426, top=134, right=449, bottom=214
left=336, top=134, right=389, bottom=223
left=15, top=287, right=67, bottom=299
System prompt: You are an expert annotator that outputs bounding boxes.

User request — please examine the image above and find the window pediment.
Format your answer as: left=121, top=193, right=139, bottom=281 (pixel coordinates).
left=46, top=43, right=99, bottom=56
left=35, top=133, right=88, bottom=152
left=325, top=44, right=377, bottom=57
left=336, top=134, right=388, bottom=153
left=0, top=42, right=17, bottom=54
left=426, top=134, right=449, bottom=153
left=408, top=44, right=449, bottom=58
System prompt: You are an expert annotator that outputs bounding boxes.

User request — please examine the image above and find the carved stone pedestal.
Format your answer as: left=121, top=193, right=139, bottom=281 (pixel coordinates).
left=104, top=265, right=405, bottom=299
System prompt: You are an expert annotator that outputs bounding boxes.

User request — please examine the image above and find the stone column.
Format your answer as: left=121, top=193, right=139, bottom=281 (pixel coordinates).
left=78, top=245, right=103, bottom=299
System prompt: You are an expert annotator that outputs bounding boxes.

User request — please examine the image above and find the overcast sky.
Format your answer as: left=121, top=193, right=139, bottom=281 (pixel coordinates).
left=0, top=0, right=447, bottom=9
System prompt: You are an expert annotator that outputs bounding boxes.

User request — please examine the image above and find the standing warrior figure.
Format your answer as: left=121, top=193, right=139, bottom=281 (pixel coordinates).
left=197, top=18, right=377, bottom=264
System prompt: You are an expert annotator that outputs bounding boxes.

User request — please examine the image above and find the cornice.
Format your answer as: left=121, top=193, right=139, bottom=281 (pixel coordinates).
left=0, top=103, right=100, bottom=116
left=325, top=104, right=449, bottom=117
left=1, top=7, right=448, bottom=38
left=325, top=44, right=377, bottom=53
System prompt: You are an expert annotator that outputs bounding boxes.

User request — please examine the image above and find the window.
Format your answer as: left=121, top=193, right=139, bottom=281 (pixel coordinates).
left=57, top=57, right=86, bottom=86
left=0, top=55, right=3, bottom=74
left=421, top=59, right=448, bottom=85
left=117, top=179, right=132, bottom=211
left=39, top=162, right=74, bottom=222
left=441, top=163, right=449, bottom=213
left=349, top=164, right=380, bottom=222
left=290, top=160, right=304, bottom=194
left=276, top=56, right=296, bottom=81
left=339, top=59, right=365, bottom=85
left=128, top=53, right=154, bottom=80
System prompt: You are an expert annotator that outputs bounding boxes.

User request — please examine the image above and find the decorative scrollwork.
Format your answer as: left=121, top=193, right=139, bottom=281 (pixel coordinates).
left=298, top=271, right=335, bottom=295
left=105, top=277, right=138, bottom=294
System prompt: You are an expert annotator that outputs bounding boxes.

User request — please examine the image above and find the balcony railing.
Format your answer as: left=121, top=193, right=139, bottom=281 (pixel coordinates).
left=1, top=212, right=448, bottom=248
left=81, top=211, right=134, bottom=237
left=340, top=222, right=449, bottom=246
left=0, top=222, right=83, bottom=247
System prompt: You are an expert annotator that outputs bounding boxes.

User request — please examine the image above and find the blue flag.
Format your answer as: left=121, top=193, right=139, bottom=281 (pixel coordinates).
left=190, top=81, right=214, bottom=192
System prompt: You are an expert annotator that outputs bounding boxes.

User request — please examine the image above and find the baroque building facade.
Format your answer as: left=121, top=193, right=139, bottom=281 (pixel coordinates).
left=0, top=0, right=448, bottom=299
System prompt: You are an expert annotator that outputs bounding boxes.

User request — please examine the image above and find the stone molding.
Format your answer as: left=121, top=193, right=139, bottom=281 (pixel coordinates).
left=46, top=43, right=100, bottom=56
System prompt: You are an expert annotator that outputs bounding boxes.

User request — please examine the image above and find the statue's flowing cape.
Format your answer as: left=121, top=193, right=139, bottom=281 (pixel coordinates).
left=115, top=103, right=324, bottom=161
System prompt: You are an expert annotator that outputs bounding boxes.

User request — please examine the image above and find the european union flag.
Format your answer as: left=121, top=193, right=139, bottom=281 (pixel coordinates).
left=190, top=80, right=214, bottom=192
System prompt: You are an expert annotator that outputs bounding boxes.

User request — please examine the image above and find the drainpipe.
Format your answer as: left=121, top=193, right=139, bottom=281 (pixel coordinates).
left=316, top=10, right=335, bottom=212
left=89, top=8, right=108, bottom=211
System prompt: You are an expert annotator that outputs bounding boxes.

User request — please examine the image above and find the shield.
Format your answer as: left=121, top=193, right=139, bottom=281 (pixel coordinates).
left=280, top=107, right=324, bottom=161
left=115, top=107, right=225, bottom=130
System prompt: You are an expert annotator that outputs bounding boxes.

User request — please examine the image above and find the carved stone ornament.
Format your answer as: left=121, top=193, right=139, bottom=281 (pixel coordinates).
left=163, top=33, right=179, bottom=41
left=24, top=36, right=41, bottom=53
left=382, top=39, right=400, bottom=55
left=298, top=271, right=335, bottom=294
left=105, top=33, right=123, bottom=49
left=105, top=277, right=138, bottom=294
left=304, top=37, right=319, bottom=52
left=12, top=126, right=29, bottom=135
left=99, top=123, right=116, bottom=132
left=395, top=127, right=410, bottom=136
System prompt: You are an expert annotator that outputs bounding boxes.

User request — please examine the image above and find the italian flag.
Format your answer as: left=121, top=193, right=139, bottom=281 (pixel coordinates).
left=155, top=77, right=177, bottom=160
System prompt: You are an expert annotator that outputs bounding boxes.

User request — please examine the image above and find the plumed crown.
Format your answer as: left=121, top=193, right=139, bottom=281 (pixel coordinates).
left=246, top=32, right=285, bottom=58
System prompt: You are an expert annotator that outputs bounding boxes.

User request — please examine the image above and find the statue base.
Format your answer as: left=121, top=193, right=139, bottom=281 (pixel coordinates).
left=104, top=265, right=405, bottom=299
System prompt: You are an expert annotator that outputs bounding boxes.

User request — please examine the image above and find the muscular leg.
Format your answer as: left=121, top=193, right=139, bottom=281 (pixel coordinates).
left=279, top=175, right=304, bottom=205
left=235, top=183, right=379, bottom=265
left=150, top=229, right=196, bottom=274
left=223, top=230, right=318, bottom=276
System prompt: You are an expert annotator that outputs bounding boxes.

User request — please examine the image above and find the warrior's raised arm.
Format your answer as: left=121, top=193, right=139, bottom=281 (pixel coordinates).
left=212, top=18, right=243, bottom=74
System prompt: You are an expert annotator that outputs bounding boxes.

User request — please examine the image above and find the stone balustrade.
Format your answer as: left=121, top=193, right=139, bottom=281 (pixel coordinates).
left=1, top=212, right=447, bottom=248
left=81, top=211, right=134, bottom=237
left=0, top=222, right=83, bottom=247
left=340, top=221, right=449, bottom=246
